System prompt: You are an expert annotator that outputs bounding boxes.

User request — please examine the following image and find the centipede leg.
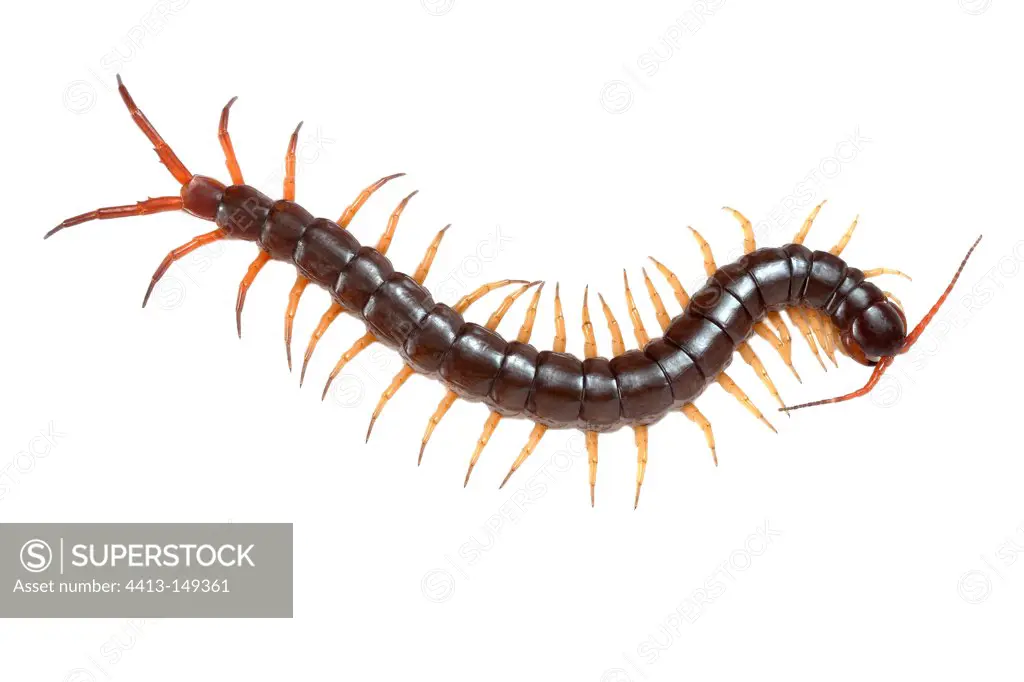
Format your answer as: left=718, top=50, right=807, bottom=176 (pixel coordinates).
left=829, top=215, right=859, bottom=256
left=337, top=173, right=407, bottom=228
left=464, top=282, right=545, bottom=481
left=466, top=412, right=502, bottom=487
left=786, top=308, right=827, bottom=371
left=793, top=200, right=827, bottom=245
left=322, top=332, right=377, bottom=400
left=365, top=365, right=416, bottom=442
left=648, top=256, right=690, bottom=308
left=597, top=293, right=626, bottom=356
left=412, top=225, right=452, bottom=285
left=681, top=403, right=717, bottom=466
left=218, top=96, right=244, bottom=185
left=723, top=207, right=756, bottom=254
left=633, top=425, right=649, bottom=509
left=376, top=191, right=418, bottom=255
left=283, top=122, right=302, bottom=201
left=116, top=75, right=192, bottom=185
left=582, top=287, right=600, bottom=504
left=499, top=424, right=547, bottom=489
left=418, top=391, right=457, bottom=465
left=623, top=272, right=650, bottom=346
left=805, top=308, right=838, bottom=368
left=235, top=250, right=271, bottom=338
left=863, top=268, right=912, bottom=282
left=300, top=302, right=343, bottom=386
left=141, top=228, right=227, bottom=307
left=736, top=342, right=785, bottom=412
left=688, top=226, right=718, bottom=275
left=420, top=280, right=531, bottom=466
left=283, top=276, right=309, bottom=371
left=717, top=372, right=777, bottom=433
left=46, top=197, right=184, bottom=239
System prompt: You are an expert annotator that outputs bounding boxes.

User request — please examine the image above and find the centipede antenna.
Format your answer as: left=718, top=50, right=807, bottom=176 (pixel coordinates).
left=337, top=173, right=407, bottom=229
left=283, top=122, right=302, bottom=201
left=284, top=275, right=310, bottom=370
left=793, top=200, right=827, bottom=245
left=723, top=207, right=756, bottom=254
left=141, top=228, right=227, bottom=308
left=780, top=235, right=982, bottom=412
left=688, top=226, right=718, bottom=276
left=322, top=332, right=376, bottom=400
left=633, top=424, right=649, bottom=509
left=236, top=251, right=271, bottom=338
left=300, top=302, right=343, bottom=386
left=46, top=197, right=184, bottom=239
left=829, top=215, right=859, bottom=256
left=218, top=96, right=244, bottom=185
left=116, top=75, right=192, bottom=186
left=376, top=190, right=419, bottom=255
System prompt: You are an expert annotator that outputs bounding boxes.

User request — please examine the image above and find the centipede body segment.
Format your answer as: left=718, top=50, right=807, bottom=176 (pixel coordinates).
left=48, top=77, right=983, bottom=507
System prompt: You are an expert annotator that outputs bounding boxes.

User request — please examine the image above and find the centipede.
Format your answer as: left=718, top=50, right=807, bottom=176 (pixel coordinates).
left=48, top=77, right=982, bottom=507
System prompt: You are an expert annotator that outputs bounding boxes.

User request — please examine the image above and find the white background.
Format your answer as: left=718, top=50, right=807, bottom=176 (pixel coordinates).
left=2, top=0, right=1022, bottom=679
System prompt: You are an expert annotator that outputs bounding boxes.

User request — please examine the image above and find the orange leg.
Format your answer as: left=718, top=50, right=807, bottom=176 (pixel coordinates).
left=116, top=75, right=192, bottom=185
left=365, top=365, right=416, bottom=442
left=418, top=391, right=457, bottom=465
left=793, top=200, right=827, bottom=245
left=283, top=275, right=309, bottom=371
left=300, top=302, right=343, bottom=386
left=235, top=251, right=272, bottom=338
left=337, top=173, right=407, bottom=229
left=218, top=96, right=244, bottom=185
left=375, top=191, right=418, bottom=255
left=723, top=207, right=756, bottom=254
left=321, top=331, right=378, bottom=400
left=633, top=425, right=649, bottom=509
left=283, top=122, right=302, bottom=201
left=46, top=197, right=183, bottom=239
left=141, top=229, right=227, bottom=307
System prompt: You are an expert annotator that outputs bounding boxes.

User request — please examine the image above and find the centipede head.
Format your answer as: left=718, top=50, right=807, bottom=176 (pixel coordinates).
left=181, top=175, right=226, bottom=221
left=782, top=235, right=982, bottom=413
left=839, top=299, right=907, bottom=366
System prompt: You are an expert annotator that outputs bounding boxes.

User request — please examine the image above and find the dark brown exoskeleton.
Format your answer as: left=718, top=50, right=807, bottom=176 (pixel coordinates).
left=48, top=77, right=982, bottom=507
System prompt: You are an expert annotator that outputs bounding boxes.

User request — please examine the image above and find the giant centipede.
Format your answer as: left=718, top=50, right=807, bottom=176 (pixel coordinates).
left=47, top=77, right=982, bottom=507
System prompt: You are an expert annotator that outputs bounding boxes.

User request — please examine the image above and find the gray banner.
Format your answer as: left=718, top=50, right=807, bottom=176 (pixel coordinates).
left=0, top=523, right=292, bottom=617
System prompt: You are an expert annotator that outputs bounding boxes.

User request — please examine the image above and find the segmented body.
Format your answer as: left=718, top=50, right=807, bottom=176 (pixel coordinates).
left=48, top=77, right=980, bottom=506
left=219, top=181, right=879, bottom=432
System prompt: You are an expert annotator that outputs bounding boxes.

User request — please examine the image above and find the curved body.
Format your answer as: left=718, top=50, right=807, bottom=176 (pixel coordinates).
left=217, top=184, right=884, bottom=433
